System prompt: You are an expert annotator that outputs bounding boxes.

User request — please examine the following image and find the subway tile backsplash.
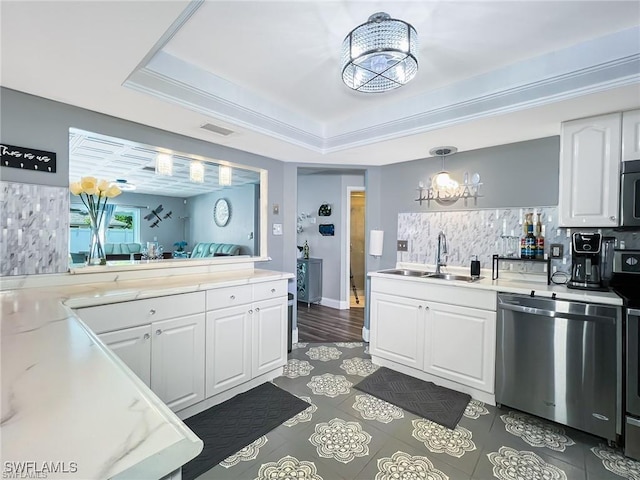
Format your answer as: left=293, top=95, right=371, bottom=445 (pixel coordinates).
left=1, top=181, right=69, bottom=276
left=397, top=207, right=640, bottom=270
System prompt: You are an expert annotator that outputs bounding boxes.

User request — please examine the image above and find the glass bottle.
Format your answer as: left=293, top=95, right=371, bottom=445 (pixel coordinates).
left=520, top=213, right=529, bottom=258
left=524, top=214, right=536, bottom=259
left=303, top=240, right=310, bottom=260
left=535, top=213, right=545, bottom=259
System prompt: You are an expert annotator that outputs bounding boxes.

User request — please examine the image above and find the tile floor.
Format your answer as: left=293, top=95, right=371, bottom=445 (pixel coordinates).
left=197, top=342, right=640, bottom=480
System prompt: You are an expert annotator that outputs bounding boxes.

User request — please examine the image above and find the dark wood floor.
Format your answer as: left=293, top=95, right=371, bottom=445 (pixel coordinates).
left=296, top=302, right=364, bottom=342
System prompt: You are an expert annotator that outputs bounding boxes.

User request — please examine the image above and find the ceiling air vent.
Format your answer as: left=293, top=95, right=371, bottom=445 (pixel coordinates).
left=200, top=123, right=234, bottom=136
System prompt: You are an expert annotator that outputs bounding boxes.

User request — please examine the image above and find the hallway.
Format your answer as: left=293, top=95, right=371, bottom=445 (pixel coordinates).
left=297, top=304, right=364, bottom=343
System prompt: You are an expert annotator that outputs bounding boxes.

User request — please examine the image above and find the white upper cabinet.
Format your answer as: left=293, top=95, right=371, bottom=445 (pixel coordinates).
left=623, top=109, right=640, bottom=161
left=559, top=112, right=622, bottom=227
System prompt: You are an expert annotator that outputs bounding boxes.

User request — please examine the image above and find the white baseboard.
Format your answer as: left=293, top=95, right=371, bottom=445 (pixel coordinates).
left=320, top=297, right=345, bottom=309
left=292, top=328, right=298, bottom=344
left=362, top=327, right=369, bottom=342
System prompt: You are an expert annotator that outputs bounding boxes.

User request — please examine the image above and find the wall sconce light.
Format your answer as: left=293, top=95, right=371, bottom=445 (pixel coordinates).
left=155, top=153, right=173, bottom=176
left=415, top=146, right=483, bottom=206
left=190, top=161, right=205, bottom=183
left=219, top=165, right=232, bottom=186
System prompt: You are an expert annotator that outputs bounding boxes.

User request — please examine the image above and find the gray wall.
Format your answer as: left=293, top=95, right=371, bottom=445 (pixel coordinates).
left=187, top=184, right=257, bottom=255
left=0, top=87, right=287, bottom=272
left=377, top=137, right=561, bottom=269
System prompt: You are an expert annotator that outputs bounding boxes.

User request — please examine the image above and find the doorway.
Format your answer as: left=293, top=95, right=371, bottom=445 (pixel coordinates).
left=348, top=188, right=366, bottom=309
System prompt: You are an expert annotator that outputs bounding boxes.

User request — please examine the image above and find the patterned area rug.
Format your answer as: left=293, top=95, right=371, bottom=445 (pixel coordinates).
left=354, top=366, right=471, bottom=430
left=182, top=382, right=310, bottom=480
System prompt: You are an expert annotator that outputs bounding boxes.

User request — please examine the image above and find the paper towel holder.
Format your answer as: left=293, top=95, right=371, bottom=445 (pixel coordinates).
left=369, top=230, right=384, bottom=257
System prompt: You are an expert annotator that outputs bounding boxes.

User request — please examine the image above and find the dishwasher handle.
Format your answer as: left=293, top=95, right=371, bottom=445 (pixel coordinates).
left=498, top=294, right=619, bottom=324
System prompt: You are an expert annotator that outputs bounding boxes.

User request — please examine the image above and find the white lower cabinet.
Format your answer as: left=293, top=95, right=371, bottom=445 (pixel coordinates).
left=252, top=297, right=287, bottom=377
left=423, top=302, right=496, bottom=393
left=99, top=325, right=152, bottom=387
left=98, top=313, right=206, bottom=412
left=151, top=313, right=205, bottom=412
left=205, top=305, right=252, bottom=397
left=369, top=293, right=426, bottom=370
left=369, top=277, right=497, bottom=399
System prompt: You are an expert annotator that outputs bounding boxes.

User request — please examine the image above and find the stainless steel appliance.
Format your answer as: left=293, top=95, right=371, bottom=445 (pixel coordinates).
left=567, top=232, right=605, bottom=291
left=496, top=293, right=621, bottom=443
left=621, top=159, right=640, bottom=227
left=610, top=249, right=640, bottom=459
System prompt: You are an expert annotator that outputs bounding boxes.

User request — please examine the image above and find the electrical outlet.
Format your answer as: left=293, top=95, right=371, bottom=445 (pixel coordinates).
left=397, top=240, right=408, bottom=252
left=550, top=244, right=564, bottom=258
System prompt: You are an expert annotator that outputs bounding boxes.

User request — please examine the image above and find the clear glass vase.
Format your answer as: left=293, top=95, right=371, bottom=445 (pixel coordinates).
left=87, top=219, right=106, bottom=266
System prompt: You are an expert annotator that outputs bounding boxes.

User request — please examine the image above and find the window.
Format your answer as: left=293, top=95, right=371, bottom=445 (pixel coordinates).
left=69, top=205, right=140, bottom=254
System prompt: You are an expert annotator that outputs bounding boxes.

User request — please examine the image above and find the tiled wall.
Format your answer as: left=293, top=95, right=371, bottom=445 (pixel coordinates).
left=1, top=181, right=69, bottom=276
left=397, top=207, right=640, bottom=270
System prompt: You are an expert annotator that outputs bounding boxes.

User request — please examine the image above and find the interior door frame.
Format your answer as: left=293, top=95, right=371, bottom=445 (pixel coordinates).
left=344, top=186, right=366, bottom=309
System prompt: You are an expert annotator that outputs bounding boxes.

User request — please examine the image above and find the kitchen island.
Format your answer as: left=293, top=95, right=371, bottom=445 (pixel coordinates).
left=1, top=265, right=293, bottom=479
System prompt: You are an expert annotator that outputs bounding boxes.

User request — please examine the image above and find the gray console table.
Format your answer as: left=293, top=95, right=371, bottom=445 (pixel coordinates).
left=297, top=258, right=323, bottom=307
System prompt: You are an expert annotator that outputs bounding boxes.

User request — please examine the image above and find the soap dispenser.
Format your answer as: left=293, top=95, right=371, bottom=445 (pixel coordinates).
left=470, top=256, right=481, bottom=278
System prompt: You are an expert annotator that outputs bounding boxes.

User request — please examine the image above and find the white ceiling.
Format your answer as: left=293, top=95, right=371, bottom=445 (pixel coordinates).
left=1, top=1, right=639, bottom=166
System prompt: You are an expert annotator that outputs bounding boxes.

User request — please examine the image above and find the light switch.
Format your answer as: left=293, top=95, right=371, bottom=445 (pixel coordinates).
left=272, top=223, right=283, bottom=235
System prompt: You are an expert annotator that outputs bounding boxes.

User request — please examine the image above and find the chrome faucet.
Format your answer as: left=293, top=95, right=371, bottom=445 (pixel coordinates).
left=435, top=231, right=448, bottom=274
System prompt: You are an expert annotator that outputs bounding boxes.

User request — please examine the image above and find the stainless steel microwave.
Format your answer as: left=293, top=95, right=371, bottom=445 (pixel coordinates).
left=621, top=159, right=640, bottom=227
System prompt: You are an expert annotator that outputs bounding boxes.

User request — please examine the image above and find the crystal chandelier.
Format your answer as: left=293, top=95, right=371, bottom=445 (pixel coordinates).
left=155, top=153, right=173, bottom=176
left=219, top=165, right=232, bottom=186
left=341, top=12, right=418, bottom=93
left=189, top=161, right=205, bottom=183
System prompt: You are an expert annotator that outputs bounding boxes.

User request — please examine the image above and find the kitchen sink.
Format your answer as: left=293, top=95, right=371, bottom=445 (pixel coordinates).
left=425, top=273, right=483, bottom=282
left=379, top=269, right=429, bottom=277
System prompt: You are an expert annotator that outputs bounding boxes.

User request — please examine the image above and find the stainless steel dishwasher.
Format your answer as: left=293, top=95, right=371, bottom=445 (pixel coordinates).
left=496, top=293, right=621, bottom=443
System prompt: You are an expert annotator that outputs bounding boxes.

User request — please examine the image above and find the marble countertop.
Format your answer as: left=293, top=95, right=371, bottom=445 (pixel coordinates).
left=369, top=262, right=623, bottom=306
left=1, top=267, right=294, bottom=479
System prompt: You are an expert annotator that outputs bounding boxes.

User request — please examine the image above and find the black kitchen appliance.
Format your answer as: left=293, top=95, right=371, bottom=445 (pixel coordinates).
left=621, top=159, right=640, bottom=228
left=568, top=232, right=606, bottom=291
left=611, top=249, right=640, bottom=460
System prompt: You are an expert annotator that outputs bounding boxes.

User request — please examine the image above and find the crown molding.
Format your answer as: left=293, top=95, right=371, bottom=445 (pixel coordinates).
left=124, top=18, right=640, bottom=155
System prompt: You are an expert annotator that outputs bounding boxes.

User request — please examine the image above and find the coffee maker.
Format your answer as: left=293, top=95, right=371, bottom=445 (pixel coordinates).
left=567, top=232, right=606, bottom=291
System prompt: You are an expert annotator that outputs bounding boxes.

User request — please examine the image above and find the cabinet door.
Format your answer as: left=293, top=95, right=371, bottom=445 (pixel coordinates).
left=151, top=313, right=205, bottom=412
left=252, top=297, right=287, bottom=377
left=369, top=292, right=425, bottom=370
left=424, top=302, right=496, bottom=394
left=205, top=305, right=251, bottom=397
left=623, top=109, right=640, bottom=162
left=559, top=113, right=621, bottom=227
left=99, top=325, right=151, bottom=387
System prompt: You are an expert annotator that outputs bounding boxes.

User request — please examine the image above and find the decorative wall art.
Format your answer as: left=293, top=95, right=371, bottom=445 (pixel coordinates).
left=318, top=204, right=332, bottom=216
left=319, top=224, right=335, bottom=236
left=1, top=144, right=57, bottom=173
left=144, top=204, right=173, bottom=228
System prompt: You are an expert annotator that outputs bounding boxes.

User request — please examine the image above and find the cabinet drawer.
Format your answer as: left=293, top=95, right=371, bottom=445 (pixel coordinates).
left=77, top=292, right=205, bottom=334
left=253, top=280, right=287, bottom=302
left=206, top=285, right=252, bottom=310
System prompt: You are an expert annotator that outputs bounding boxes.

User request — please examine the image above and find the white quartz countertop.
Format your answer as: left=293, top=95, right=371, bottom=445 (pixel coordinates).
left=0, top=268, right=294, bottom=479
left=369, top=263, right=623, bottom=306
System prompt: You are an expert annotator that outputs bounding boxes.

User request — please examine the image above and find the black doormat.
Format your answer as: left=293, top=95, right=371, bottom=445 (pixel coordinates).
left=354, top=367, right=471, bottom=430
left=182, top=382, right=310, bottom=480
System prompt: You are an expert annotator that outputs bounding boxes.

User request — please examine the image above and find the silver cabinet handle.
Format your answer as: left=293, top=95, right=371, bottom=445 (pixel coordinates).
left=418, top=305, right=423, bottom=310
left=255, top=307, right=260, bottom=312
left=143, top=333, right=150, bottom=340
left=156, top=329, right=162, bottom=335
left=230, top=295, right=236, bottom=300
left=610, top=215, right=616, bottom=221
left=271, top=288, right=276, bottom=293
left=248, top=309, right=253, bottom=314
left=149, top=309, right=156, bottom=315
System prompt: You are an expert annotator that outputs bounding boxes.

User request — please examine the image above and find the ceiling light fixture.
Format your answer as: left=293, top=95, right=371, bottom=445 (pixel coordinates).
left=155, top=153, right=173, bottom=176
left=190, top=161, right=205, bottom=183
left=219, top=165, right=232, bottom=186
left=415, top=147, right=483, bottom=206
left=341, top=12, right=418, bottom=93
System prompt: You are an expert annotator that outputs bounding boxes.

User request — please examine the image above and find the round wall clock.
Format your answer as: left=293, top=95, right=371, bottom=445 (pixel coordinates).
left=214, top=198, right=231, bottom=227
